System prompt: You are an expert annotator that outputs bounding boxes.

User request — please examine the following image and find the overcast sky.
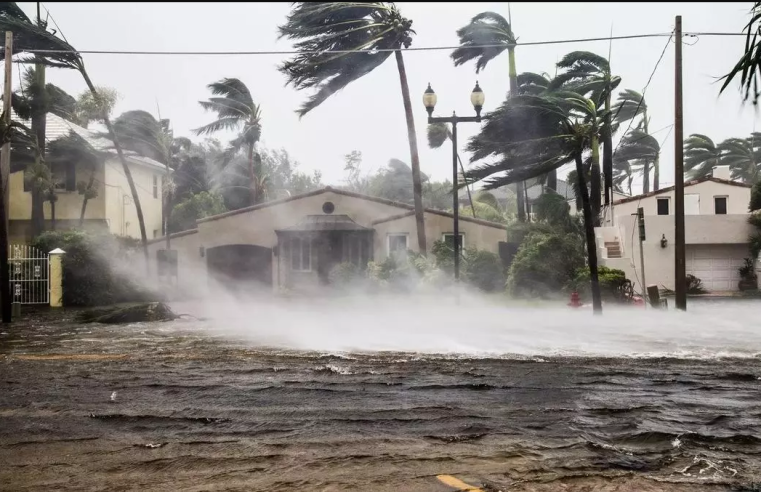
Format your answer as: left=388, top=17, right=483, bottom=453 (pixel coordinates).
left=16, top=2, right=760, bottom=193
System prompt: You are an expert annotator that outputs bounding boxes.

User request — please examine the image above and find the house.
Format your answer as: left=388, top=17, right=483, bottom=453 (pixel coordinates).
left=147, top=187, right=508, bottom=295
left=7, top=113, right=167, bottom=243
left=596, top=165, right=754, bottom=293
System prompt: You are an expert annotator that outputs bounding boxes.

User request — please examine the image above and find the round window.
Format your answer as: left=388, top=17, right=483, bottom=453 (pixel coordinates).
left=322, top=201, right=335, bottom=214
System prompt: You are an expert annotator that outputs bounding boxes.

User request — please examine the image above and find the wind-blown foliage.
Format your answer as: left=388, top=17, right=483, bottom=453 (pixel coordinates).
left=278, top=2, right=427, bottom=253
left=719, top=135, right=761, bottom=183
left=684, top=134, right=722, bottom=180
left=426, top=122, right=476, bottom=217
left=451, top=11, right=515, bottom=73
left=47, top=131, right=103, bottom=225
left=720, top=2, right=761, bottom=105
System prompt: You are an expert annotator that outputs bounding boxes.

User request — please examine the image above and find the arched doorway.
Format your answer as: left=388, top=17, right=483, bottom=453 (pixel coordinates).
left=206, top=244, right=272, bottom=287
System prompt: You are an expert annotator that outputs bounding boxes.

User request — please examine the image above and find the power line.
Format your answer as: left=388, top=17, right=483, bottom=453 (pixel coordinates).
left=14, top=31, right=744, bottom=57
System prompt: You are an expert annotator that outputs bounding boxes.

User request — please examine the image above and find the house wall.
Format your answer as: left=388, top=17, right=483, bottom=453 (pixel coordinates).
left=104, top=158, right=164, bottom=240
left=146, top=230, right=206, bottom=297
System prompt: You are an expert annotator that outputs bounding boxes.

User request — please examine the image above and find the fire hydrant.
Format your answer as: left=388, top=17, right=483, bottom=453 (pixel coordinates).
left=568, top=291, right=583, bottom=308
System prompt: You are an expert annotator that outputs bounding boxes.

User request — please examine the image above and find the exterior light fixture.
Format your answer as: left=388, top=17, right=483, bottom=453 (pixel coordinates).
left=470, top=81, right=485, bottom=118
left=660, top=234, right=668, bottom=248
left=423, top=83, right=437, bottom=117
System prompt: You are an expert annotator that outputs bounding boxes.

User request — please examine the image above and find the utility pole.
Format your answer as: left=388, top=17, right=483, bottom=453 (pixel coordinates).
left=637, top=207, right=647, bottom=305
left=0, top=31, right=13, bottom=323
left=674, top=15, right=686, bottom=310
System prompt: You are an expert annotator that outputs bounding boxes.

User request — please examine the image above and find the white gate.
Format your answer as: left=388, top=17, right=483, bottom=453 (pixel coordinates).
left=8, top=244, right=49, bottom=305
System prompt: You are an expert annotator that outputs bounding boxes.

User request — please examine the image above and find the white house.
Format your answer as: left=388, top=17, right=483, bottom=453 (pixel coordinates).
left=7, top=113, right=167, bottom=243
left=595, top=166, right=754, bottom=293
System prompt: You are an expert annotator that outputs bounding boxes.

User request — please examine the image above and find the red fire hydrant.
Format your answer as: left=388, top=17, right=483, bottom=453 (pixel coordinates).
left=568, top=291, right=583, bottom=308
left=632, top=296, right=645, bottom=307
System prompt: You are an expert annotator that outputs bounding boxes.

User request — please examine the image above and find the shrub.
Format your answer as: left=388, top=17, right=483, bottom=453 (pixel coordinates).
left=570, top=266, right=633, bottom=303
left=462, top=248, right=505, bottom=292
left=507, top=231, right=585, bottom=298
left=33, top=231, right=160, bottom=307
left=328, top=262, right=365, bottom=290
left=686, top=274, right=707, bottom=294
left=750, top=181, right=761, bottom=212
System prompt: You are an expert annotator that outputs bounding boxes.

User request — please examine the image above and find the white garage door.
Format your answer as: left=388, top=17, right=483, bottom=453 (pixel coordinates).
left=686, top=245, right=748, bottom=292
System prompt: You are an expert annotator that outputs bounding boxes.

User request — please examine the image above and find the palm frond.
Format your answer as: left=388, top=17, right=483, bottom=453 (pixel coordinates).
left=427, top=122, right=450, bottom=149
left=451, top=11, right=514, bottom=73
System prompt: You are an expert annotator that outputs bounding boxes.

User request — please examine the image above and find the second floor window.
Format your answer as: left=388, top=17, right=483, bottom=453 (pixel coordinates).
left=153, top=175, right=158, bottom=199
left=657, top=198, right=670, bottom=216
left=714, top=196, right=727, bottom=215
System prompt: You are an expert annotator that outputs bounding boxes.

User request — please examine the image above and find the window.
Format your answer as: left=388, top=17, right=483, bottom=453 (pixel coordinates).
left=387, top=234, right=408, bottom=257
left=656, top=198, right=670, bottom=216
left=50, top=162, right=76, bottom=192
left=443, top=233, right=464, bottom=249
left=290, top=237, right=311, bottom=272
left=153, top=175, right=158, bottom=199
left=714, top=196, right=727, bottom=215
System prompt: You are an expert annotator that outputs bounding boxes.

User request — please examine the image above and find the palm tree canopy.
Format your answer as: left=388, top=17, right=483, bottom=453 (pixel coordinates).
left=684, top=133, right=722, bottom=179
left=427, top=122, right=451, bottom=149
left=451, top=11, right=515, bottom=73
left=720, top=2, right=761, bottom=104
left=108, top=110, right=172, bottom=165
left=550, top=51, right=620, bottom=108
left=516, top=72, right=551, bottom=95
left=278, top=2, right=414, bottom=117
left=612, top=89, right=647, bottom=124
left=718, top=135, right=761, bottom=182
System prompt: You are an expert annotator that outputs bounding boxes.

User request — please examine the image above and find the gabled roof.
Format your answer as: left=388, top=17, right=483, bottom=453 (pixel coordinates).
left=613, top=176, right=751, bottom=205
left=12, top=112, right=167, bottom=172
left=197, top=187, right=507, bottom=230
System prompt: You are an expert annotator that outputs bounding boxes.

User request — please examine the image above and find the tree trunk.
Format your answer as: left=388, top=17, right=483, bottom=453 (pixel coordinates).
left=507, top=46, right=527, bottom=222
left=575, top=153, right=602, bottom=314
left=524, top=183, right=531, bottom=222
left=394, top=50, right=426, bottom=254
left=457, top=153, right=477, bottom=218
left=79, top=169, right=96, bottom=226
left=643, top=159, right=651, bottom=193
left=547, top=169, right=557, bottom=191
left=80, top=68, right=149, bottom=267
left=590, top=135, right=602, bottom=226
left=247, top=142, right=257, bottom=205
left=30, top=59, right=47, bottom=239
left=653, top=154, right=660, bottom=191
left=603, top=93, right=613, bottom=207
left=49, top=193, right=55, bottom=230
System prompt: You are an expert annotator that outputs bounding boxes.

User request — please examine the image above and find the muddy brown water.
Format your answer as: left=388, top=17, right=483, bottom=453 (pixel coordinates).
left=0, top=308, right=760, bottom=491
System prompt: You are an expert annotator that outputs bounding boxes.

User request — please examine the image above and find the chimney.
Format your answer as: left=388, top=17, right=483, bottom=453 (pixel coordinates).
left=712, top=165, right=731, bottom=181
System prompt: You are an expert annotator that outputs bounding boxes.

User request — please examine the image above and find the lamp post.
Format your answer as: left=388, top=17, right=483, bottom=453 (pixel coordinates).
left=423, top=82, right=485, bottom=281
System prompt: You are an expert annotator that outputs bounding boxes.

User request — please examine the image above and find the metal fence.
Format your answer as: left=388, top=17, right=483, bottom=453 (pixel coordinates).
left=9, top=244, right=49, bottom=305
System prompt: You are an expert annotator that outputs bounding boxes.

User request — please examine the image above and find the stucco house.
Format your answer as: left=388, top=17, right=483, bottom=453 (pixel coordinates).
left=8, top=113, right=167, bottom=243
left=147, top=187, right=507, bottom=295
left=596, top=166, right=754, bottom=294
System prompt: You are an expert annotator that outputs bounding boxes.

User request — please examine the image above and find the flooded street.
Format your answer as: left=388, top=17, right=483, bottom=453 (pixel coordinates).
left=1, top=298, right=760, bottom=491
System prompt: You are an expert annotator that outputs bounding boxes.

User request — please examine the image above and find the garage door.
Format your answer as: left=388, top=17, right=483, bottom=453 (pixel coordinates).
left=686, top=245, right=748, bottom=292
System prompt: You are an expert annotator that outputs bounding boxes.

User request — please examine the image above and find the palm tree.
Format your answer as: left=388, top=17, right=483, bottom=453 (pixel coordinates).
left=612, top=89, right=661, bottom=191
left=684, top=134, right=723, bottom=180
left=427, top=122, right=476, bottom=218
left=0, top=2, right=150, bottom=262
left=465, top=92, right=604, bottom=313
left=194, top=78, right=261, bottom=205
left=516, top=72, right=557, bottom=190
left=721, top=2, right=761, bottom=105
left=551, top=51, right=621, bottom=219
left=278, top=2, right=428, bottom=253
left=719, top=134, right=761, bottom=183
left=614, top=127, right=660, bottom=193
left=451, top=10, right=529, bottom=221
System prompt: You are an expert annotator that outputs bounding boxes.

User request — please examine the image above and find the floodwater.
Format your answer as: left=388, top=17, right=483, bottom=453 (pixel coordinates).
left=1, top=296, right=760, bottom=491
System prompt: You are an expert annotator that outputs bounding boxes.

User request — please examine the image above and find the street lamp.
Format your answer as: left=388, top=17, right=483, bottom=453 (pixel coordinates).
left=423, top=82, right=485, bottom=281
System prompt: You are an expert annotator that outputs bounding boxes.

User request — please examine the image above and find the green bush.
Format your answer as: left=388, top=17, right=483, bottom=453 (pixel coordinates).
left=328, top=262, right=365, bottom=290
left=570, top=266, right=632, bottom=303
left=169, top=191, right=227, bottom=233
left=33, top=231, right=160, bottom=307
left=462, top=248, right=505, bottom=292
left=507, top=231, right=585, bottom=298
left=750, top=181, right=761, bottom=212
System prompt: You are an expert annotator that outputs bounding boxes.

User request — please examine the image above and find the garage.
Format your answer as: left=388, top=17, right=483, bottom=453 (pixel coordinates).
left=686, top=244, right=748, bottom=292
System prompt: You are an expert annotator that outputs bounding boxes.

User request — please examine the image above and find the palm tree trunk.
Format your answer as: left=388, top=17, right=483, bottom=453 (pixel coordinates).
left=31, top=58, right=47, bottom=239
left=653, top=154, right=660, bottom=191
left=394, top=49, right=426, bottom=254
left=590, top=135, right=602, bottom=226
left=50, top=193, right=56, bottom=230
left=507, top=45, right=527, bottom=222
left=456, top=153, right=477, bottom=218
left=247, top=143, right=257, bottom=205
left=575, top=153, right=602, bottom=314
left=80, top=68, right=149, bottom=267
left=643, top=160, right=651, bottom=193
left=603, top=93, right=613, bottom=206
left=547, top=169, right=557, bottom=191
left=79, top=169, right=96, bottom=226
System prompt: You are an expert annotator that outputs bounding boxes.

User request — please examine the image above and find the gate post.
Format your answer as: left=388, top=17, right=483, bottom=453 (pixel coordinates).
left=49, top=248, right=65, bottom=308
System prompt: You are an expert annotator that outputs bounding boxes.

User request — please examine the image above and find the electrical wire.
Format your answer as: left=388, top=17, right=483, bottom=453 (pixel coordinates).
left=15, top=31, right=745, bottom=57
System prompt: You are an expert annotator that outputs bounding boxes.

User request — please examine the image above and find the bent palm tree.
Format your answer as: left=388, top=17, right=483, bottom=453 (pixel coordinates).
left=614, top=128, right=660, bottom=193
left=465, top=92, right=604, bottom=313
left=194, top=78, right=261, bottom=205
left=719, top=134, right=761, bottom=183
left=278, top=2, right=427, bottom=253
left=612, top=89, right=660, bottom=191
left=452, top=10, right=530, bottom=220
left=427, top=122, right=476, bottom=218
left=684, top=134, right=723, bottom=180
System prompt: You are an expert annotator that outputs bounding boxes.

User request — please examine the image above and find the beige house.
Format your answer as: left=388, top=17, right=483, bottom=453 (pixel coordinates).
left=8, top=113, right=166, bottom=243
left=596, top=166, right=755, bottom=293
left=147, top=187, right=507, bottom=294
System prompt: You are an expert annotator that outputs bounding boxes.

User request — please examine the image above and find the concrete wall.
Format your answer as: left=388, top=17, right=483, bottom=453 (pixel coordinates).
left=104, top=159, right=164, bottom=240
left=146, top=230, right=206, bottom=297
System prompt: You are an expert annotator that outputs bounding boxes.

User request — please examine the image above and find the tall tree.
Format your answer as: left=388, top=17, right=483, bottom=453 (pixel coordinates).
left=451, top=11, right=530, bottom=220
left=194, top=78, right=262, bottom=204
left=684, top=134, right=723, bottom=180
left=613, top=127, right=660, bottom=193
left=465, top=92, right=604, bottom=313
left=718, top=134, right=761, bottom=183
left=278, top=2, right=428, bottom=254
left=612, top=89, right=660, bottom=191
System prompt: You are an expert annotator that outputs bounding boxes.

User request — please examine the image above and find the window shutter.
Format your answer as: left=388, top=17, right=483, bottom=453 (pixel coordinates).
left=65, top=162, right=77, bottom=191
